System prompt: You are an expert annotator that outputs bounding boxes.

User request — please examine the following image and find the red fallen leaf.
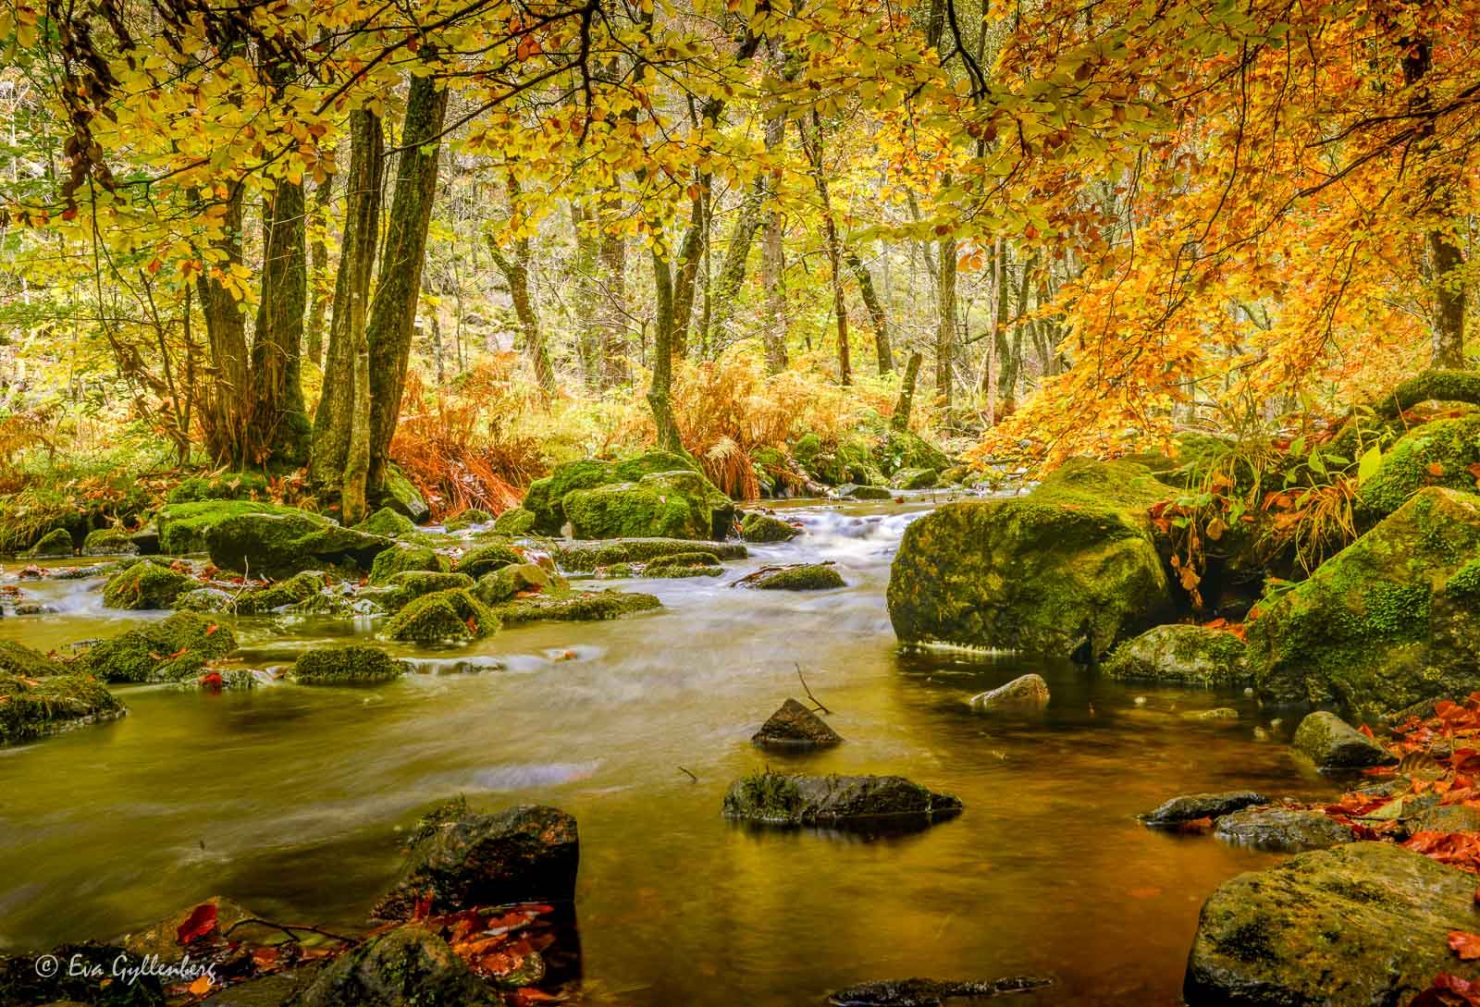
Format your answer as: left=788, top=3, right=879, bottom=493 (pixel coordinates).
left=250, top=945, right=281, bottom=970
left=187, top=975, right=213, bottom=996
left=1412, top=971, right=1480, bottom=1007
left=510, top=990, right=562, bottom=1004
left=1453, top=932, right=1480, bottom=960
left=1358, top=723, right=1375, bottom=738
left=199, top=672, right=224, bottom=691
left=206, top=624, right=220, bottom=636
left=1429, top=462, right=1448, bottom=477
left=176, top=903, right=219, bottom=945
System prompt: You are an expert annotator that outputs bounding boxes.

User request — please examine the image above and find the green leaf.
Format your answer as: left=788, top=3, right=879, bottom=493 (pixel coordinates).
left=1358, top=444, right=1383, bottom=486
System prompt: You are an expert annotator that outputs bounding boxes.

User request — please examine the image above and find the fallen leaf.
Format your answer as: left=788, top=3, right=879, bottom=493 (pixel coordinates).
left=176, top=903, right=218, bottom=945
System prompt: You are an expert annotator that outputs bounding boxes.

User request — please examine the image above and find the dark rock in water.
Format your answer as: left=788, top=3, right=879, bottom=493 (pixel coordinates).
left=722, top=772, right=961, bottom=832
left=294, top=926, right=495, bottom=1007
left=1102, top=624, right=1249, bottom=687
left=828, top=976, right=1053, bottom=1006
left=290, top=646, right=408, bottom=685
left=1185, top=842, right=1480, bottom=1006
left=1293, top=711, right=1397, bottom=771
left=372, top=804, right=579, bottom=921
left=752, top=698, right=843, bottom=749
left=1214, top=806, right=1355, bottom=852
left=0, top=941, right=166, bottom=1005
left=1140, top=791, right=1269, bottom=827
left=968, top=674, right=1049, bottom=713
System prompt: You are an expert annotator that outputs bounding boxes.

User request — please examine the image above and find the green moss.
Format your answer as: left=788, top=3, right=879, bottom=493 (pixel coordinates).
left=723, top=770, right=803, bottom=820
left=492, top=507, right=537, bottom=535
left=749, top=564, right=845, bottom=590
left=563, top=469, right=733, bottom=541
left=24, top=527, right=74, bottom=558
left=613, top=449, right=700, bottom=480
left=102, top=560, right=193, bottom=610
left=456, top=539, right=523, bottom=579
left=471, top=563, right=559, bottom=605
left=1442, top=559, right=1480, bottom=601
left=740, top=512, right=799, bottom=543
left=0, top=672, right=125, bottom=746
left=289, top=645, right=408, bottom=685
left=554, top=538, right=747, bottom=572
left=82, top=528, right=139, bottom=557
left=875, top=429, right=950, bottom=476
left=523, top=460, right=618, bottom=534
left=487, top=589, right=661, bottom=625
left=230, top=571, right=329, bottom=614
left=357, top=507, right=418, bottom=538
left=166, top=472, right=269, bottom=504
left=444, top=508, right=492, bottom=531
left=370, top=544, right=447, bottom=584
left=890, top=467, right=939, bottom=490
left=383, top=588, right=499, bottom=644
left=381, top=571, right=476, bottom=611
left=376, top=462, right=431, bottom=523
left=0, top=640, right=65, bottom=677
left=643, top=550, right=722, bottom=578
left=1358, top=414, right=1480, bottom=519
left=205, top=510, right=392, bottom=577
left=157, top=500, right=288, bottom=555
left=1102, top=624, right=1248, bottom=687
left=77, top=612, right=236, bottom=683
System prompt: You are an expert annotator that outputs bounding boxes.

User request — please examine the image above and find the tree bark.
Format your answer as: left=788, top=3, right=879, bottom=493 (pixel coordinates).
left=708, top=181, right=762, bottom=342
left=648, top=248, right=684, bottom=452
left=760, top=100, right=788, bottom=373
left=304, top=174, right=335, bottom=368
left=799, top=111, right=850, bottom=385
left=486, top=228, right=554, bottom=399
left=195, top=185, right=252, bottom=467
left=936, top=235, right=957, bottom=408
left=892, top=350, right=923, bottom=432
left=366, top=72, right=449, bottom=492
left=845, top=249, right=893, bottom=374
left=598, top=225, right=629, bottom=388
left=251, top=175, right=311, bottom=465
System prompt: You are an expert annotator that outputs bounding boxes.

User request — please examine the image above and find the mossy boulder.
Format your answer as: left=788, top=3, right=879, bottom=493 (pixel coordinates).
left=356, top=507, right=418, bottom=539
left=1358, top=413, right=1480, bottom=520
left=836, top=483, right=893, bottom=501
left=0, top=673, right=124, bottom=746
left=383, top=588, right=498, bottom=644
left=747, top=563, right=846, bottom=590
left=1214, top=806, right=1355, bottom=853
left=206, top=510, right=393, bottom=577
left=381, top=571, right=476, bottom=611
left=76, top=612, right=236, bottom=683
left=887, top=458, right=1174, bottom=659
left=1247, top=487, right=1480, bottom=719
left=492, top=507, right=537, bottom=535
left=722, top=772, right=962, bottom=832
left=471, top=563, right=560, bottom=606
left=444, top=508, right=492, bottom=531
left=157, top=500, right=292, bottom=555
left=102, top=560, right=193, bottom=610
left=875, top=428, right=951, bottom=477
left=644, top=551, right=722, bottom=578
left=229, top=571, right=330, bottom=615
left=1184, top=842, right=1480, bottom=1006
left=739, top=512, right=799, bottom=543
left=563, top=470, right=733, bottom=541
left=1103, top=624, right=1249, bottom=687
left=553, top=537, right=746, bottom=572
left=370, top=544, right=448, bottom=584
left=374, top=462, right=431, bottom=524
left=1292, top=711, right=1397, bottom=770
left=295, top=925, right=496, bottom=1007
left=82, top=528, right=139, bottom=557
left=487, top=588, right=660, bottom=626
left=0, top=640, right=64, bottom=677
left=523, top=460, right=618, bottom=534
left=456, top=540, right=523, bottom=579
left=794, top=432, right=885, bottom=487
left=166, top=471, right=269, bottom=503
left=289, top=645, right=408, bottom=685
left=23, top=527, right=74, bottom=558
left=890, top=467, right=939, bottom=490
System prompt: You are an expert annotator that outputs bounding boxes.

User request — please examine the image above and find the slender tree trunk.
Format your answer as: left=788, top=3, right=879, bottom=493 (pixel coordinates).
left=195, top=186, right=252, bottom=467
left=936, top=235, right=957, bottom=408
left=310, top=108, right=383, bottom=497
left=570, top=202, right=601, bottom=388
left=486, top=228, right=554, bottom=399
left=366, top=72, right=449, bottom=493
left=648, top=249, right=683, bottom=452
left=598, top=225, right=629, bottom=388
left=251, top=175, right=311, bottom=465
left=892, top=350, right=923, bottom=432
left=304, top=174, right=335, bottom=368
left=760, top=111, right=788, bottom=373
left=846, top=249, right=893, bottom=374
left=709, top=182, right=762, bottom=342
left=799, top=111, right=850, bottom=385
left=671, top=185, right=709, bottom=358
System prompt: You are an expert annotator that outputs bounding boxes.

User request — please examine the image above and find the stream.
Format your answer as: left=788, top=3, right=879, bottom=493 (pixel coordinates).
left=0, top=495, right=1336, bottom=1005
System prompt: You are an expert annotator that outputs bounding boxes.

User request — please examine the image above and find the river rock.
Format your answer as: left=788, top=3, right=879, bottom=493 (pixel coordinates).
left=1140, top=791, right=1269, bottom=827
left=156, top=500, right=295, bottom=555
left=1247, top=487, right=1480, bottom=719
left=888, top=459, right=1173, bottom=659
left=377, top=463, right=431, bottom=524
left=380, top=571, right=475, bottom=612
left=740, top=512, right=800, bottom=543
left=444, top=508, right=492, bottom=532
left=746, top=563, right=846, bottom=590
left=205, top=510, right=393, bottom=578
left=643, top=551, right=723, bottom=577
left=889, top=467, right=939, bottom=490
left=356, top=507, right=418, bottom=538
left=554, top=537, right=747, bottom=572
left=1103, top=624, right=1248, bottom=687
left=1292, top=711, right=1396, bottom=771
left=0, top=673, right=125, bottom=746
left=101, top=559, right=194, bottom=610
left=23, top=527, right=74, bottom=558
left=81, top=527, right=139, bottom=557
left=752, top=698, right=843, bottom=749
left=77, top=612, right=236, bottom=683
left=836, top=483, right=893, bottom=501
left=472, top=562, right=559, bottom=604
left=1184, top=842, right=1480, bottom=1006
left=1214, top=806, right=1355, bottom=852
left=294, top=926, right=495, bottom=1007
left=492, top=507, right=537, bottom=535
left=722, top=772, right=962, bottom=831
left=382, top=588, right=498, bottom=644
left=521, top=451, right=702, bottom=534
left=290, top=646, right=408, bottom=685
left=369, top=544, right=446, bottom=584
left=372, top=804, right=579, bottom=921
left=455, top=541, right=523, bottom=579
left=485, top=589, right=661, bottom=625
left=0, top=639, right=65, bottom=677
left=967, top=673, right=1049, bottom=713
left=563, top=469, right=734, bottom=540
left=828, top=976, right=1053, bottom=1006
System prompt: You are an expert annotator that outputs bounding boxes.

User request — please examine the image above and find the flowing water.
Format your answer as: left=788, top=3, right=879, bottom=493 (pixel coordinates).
left=0, top=496, right=1335, bottom=1005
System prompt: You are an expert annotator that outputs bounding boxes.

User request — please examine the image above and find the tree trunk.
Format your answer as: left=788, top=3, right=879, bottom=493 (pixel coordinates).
left=487, top=228, right=554, bottom=399
left=846, top=249, right=893, bottom=374
left=251, top=175, right=311, bottom=465
left=195, top=185, right=252, bottom=467
left=892, top=351, right=923, bottom=432
left=648, top=249, right=684, bottom=452
left=760, top=110, right=788, bottom=373
left=570, top=202, right=601, bottom=388
left=366, top=72, right=449, bottom=492
left=799, top=111, right=850, bottom=385
left=598, top=225, right=629, bottom=388
left=304, top=174, right=335, bottom=368
left=708, top=182, right=762, bottom=342
left=310, top=108, right=383, bottom=496
left=670, top=184, right=709, bottom=359
left=936, top=235, right=957, bottom=409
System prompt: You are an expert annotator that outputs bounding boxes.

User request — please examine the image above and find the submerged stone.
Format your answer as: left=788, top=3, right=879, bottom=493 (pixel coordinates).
left=1102, top=624, right=1249, bottom=687
left=1185, top=842, right=1480, bottom=1006
left=1292, top=711, right=1397, bottom=771
left=722, top=772, right=962, bottom=832
left=101, top=559, right=193, bottom=610
left=1214, top=806, right=1355, bottom=852
left=0, top=673, right=124, bottom=746
left=747, top=563, right=846, bottom=590
left=295, top=925, right=496, bottom=1007
left=739, top=512, right=800, bottom=543
left=1140, top=791, right=1269, bottom=827
left=383, top=588, right=498, bottom=644
left=752, top=698, right=843, bottom=749
left=77, top=612, right=236, bottom=683
left=968, top=673, right=1050, bottom=713
left=290, top=645, right=408, bottom=685
left=372, top=803, right=579, bottom=921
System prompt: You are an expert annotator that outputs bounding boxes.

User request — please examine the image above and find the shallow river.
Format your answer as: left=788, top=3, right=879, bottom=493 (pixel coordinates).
left=0, top=496, right=1335, bottom=1005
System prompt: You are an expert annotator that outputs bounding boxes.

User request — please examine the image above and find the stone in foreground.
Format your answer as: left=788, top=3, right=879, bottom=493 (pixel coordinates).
left=752, top=698, right=843, bottom=750
left=968, top=673, right=1049, bottom=713
left=1293, top=711, right=1397, bottom=771
left=0, top=673, right=124, bottom=746
left=828, top=976, right=1053, bottom=1006
left=723, top=772, right=961, bottom=832
left=1140, top=791, right=1268, bottom=827
left=1185, top=842, right=1480, bottom=1006
left=1102, top=624, right=1248, bottom=688
left=372, top=804, right=579, bottom=921
left=295, top=926, right=495, bottom=1007
left=1213, top=806, right=1354, bottom=852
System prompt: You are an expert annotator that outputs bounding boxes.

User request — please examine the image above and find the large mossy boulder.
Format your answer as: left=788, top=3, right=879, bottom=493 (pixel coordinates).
left=563, top=469, right=733, bottom=541
left=1184, top=842, right=1480, bottom=1006
left=356, top=507, right=418, bottom=539
left=456, top=540, right=523, bottom=579
left=372, top=803, right=579, bottom=921
left=370, top=544, right=447, bottom=584
left=206, top=510, right=393, bottom=577
left=739, top=511, right=799, bottom=543
left=1358, top=412, right=1480, bottom=520
left=0, top=673, right=124, bottom=745
left=166, top=471, right=269, bottom=503
left=157, top=500, right=291, bottom=555
left=101, top=560, right=193, bottom=610
left=82, top=527, right=139, bottom=557
left=1247, top=487, right=1480, bottom=719
left=290, top=645, right=408, bottom=685
left=77, top=612, right=236, bottom=683
left=383, top=588, right=498, bottom=644
left=295, top=926, right=495, bottom=1007
left=1292, top=711, right=1397, bottom=770
left=1103, top=624, right=1249, bottom=687
left=379, top=571, right=476, bottom=612
left=887, top=459, right=1174, bottom=659
left=723, top=772, right=962, bottom=832
left=522, top=450, right=703, bottom=535
left=23, top=527, right=74, bottom=558
left=375, top=463, right=431, bottom=524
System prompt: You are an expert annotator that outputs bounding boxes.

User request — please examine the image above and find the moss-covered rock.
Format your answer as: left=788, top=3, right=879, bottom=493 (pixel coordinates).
left=0, top=673, right=124, bottom=746
left=794, top=432, right=885, bottom=487
left=370, top=544, right=447, bottom=584
left=456, top=540, right=523, bottom=579
left=1358, top=413, right=1480, bottom=520
left=23, top=527, right=74, bottom=558
left=875, top=428, right=951, bottom=477
left=206, top=510, right=393, bottom=577
left=968, top=673, right=1049, bottom=713
left=381, top=571, right=476, bottom=611
left=722, top=772, right=962, bottom=832
left=522, top=460, right=617, bottom=534
left=1184, top=842, right=1480, bottom=1006
left=166, top=471, right=269, bottom=504
left=1213, top=806, right=1355, bottom=853
left=356, top=507, right=418, bottom=539
left=173, top=586, right=235, bottom=612
left=294, top=925, right=496, bottom=1007
left=739, top=512, right=799, bottom=543
left=487, top=588, right=660, bottom=626
left=836, top=483, right=893, bottom=501
left=444, top=508, right=492, bottom=531
left=1292, top=711, right=1397, bottom=770
left=77, top=612, right=236, bottom=683
left=644, top=551, right=722, bottom=578
left=563, top=469, right=733, bottom=541
left=1103, top=624, right=1249, bottom=687
left=1140, top=791, right=1270, bottom=828
left=554, top=537, right=746, bottom=572
left=228, top=571, right=330, bottom=615
left=0, top=639, right=64, bottom=677
left=157, top=500, right=292, bottom=555
left=82, top=527, right=140, bottom=557
left=471, top=563, right=560, bottom=606
left=887, top=459, right=1174, bottom=659
left=290, top=645, right=408, bottom=685
left=102, top=560, right=193, bottom=610
left=1247, top=487, right=1480, bottom=718
left=890, top=467, right=939, bottom=490
left=747, top=563, right=846, bottom=590
left=492, top=507, right=538, bottom=535
left=383, top=588, right=498, bottom=644
left=376, top=462, right=431, bottom=524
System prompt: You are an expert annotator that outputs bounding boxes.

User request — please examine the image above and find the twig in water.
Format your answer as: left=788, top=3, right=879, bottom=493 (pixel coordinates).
left=796, top=663, right=832, bottom=715
left=677, top=766, right=698, bottom=783
left=221, top=917, right=360, bottom=946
